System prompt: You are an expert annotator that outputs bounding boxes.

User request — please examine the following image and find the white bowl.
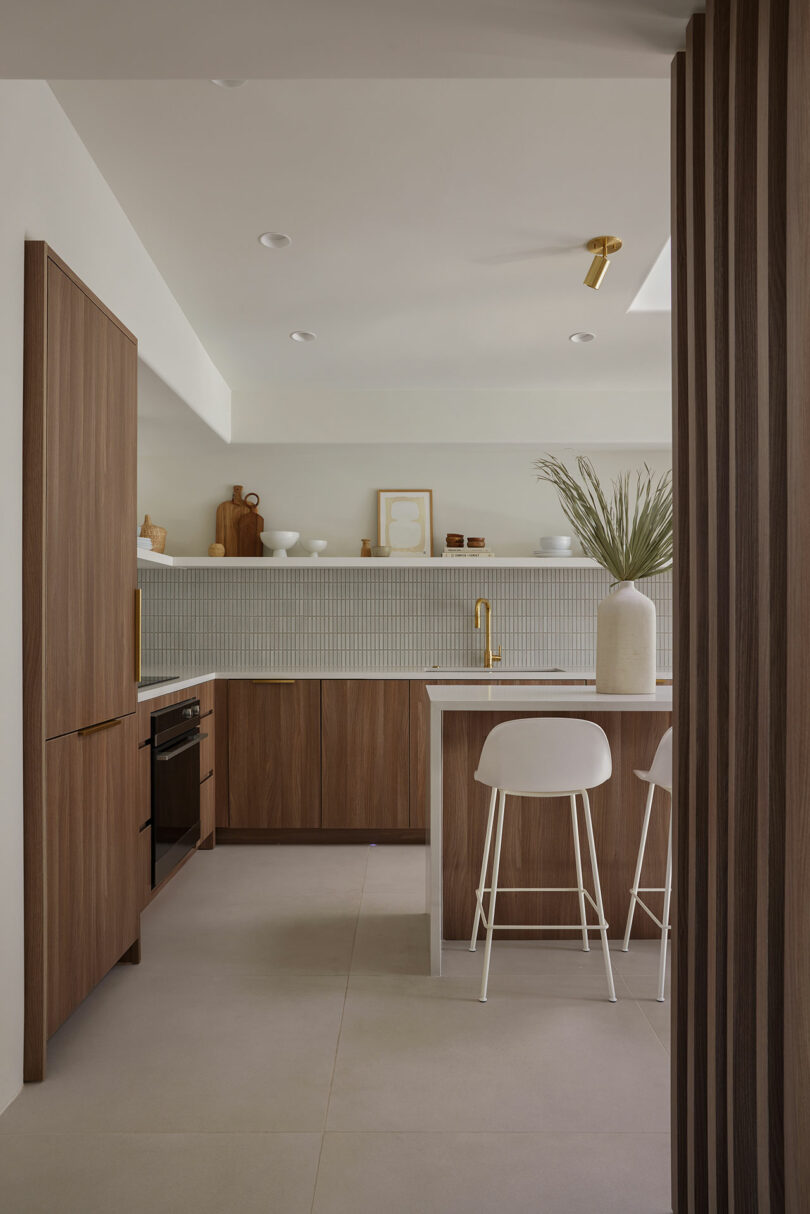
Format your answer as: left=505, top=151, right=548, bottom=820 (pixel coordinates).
left=261, top=530, right=300, bottom=557
left=539, top=535, right=572, bottom=551
left=300, top=538, right=328, bottom=558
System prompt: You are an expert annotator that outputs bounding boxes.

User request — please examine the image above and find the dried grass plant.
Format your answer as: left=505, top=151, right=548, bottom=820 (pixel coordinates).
left=534, top=454, right=673, bottom=583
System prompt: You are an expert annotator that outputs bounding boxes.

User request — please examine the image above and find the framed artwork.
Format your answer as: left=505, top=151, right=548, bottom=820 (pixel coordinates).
left=377, top=489, right=434, bottom=557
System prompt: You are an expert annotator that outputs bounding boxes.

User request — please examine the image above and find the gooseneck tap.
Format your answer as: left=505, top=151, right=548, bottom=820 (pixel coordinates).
left=474, top=597, right=502, bottom=670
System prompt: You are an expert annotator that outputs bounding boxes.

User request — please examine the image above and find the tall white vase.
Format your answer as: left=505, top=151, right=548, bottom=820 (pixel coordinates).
left=595, top=580, right=656, bottom=693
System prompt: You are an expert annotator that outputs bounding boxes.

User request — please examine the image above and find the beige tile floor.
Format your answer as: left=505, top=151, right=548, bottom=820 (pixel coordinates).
left=0, top=845, right=672, bottom=1213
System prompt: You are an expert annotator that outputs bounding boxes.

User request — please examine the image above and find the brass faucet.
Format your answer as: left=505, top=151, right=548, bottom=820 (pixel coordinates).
left=474, top=597, right=502, bottom=669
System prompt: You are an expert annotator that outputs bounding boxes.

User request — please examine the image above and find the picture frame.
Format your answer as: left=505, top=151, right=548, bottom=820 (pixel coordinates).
left=377, top=489, right=434, bottom=557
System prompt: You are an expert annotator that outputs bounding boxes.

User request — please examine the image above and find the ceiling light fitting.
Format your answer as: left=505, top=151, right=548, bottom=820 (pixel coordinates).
left=259, top=232, right=292, bottom=249
left=211, top=79, right=245, bottom=88
left=583, top=235, right=623, bottom=290
left=290, top=331, right=316, bottom=343
left=569, top=331, right=595, bottom=343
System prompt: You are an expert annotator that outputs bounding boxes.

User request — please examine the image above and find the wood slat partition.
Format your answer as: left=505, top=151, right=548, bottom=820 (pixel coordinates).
left=672, top=2, right=807, bottom=1208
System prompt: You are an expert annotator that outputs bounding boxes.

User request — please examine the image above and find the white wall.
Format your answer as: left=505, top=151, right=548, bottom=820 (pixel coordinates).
left=0, top=81, right=230, bottom=1114
left=231, top=387, right=673, bottom=446
left=140, top=373, right=672, bottom=557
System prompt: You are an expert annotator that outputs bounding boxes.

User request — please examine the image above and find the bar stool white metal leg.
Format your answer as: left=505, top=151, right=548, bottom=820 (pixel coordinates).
left=468, top=716, right=617, bottom=1004
left=569, top=794, right=590, bottom=953
left=469, top=787, right=498, bottom=951
left=621, top=727, right=673, bottom=1002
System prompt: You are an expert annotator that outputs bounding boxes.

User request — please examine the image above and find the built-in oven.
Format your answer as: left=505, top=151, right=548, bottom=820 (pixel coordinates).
left=150, top=697, right=207, bottom=888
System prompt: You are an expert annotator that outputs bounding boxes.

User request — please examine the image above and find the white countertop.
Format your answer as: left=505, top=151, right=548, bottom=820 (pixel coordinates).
left=426, top=684, right=673, bottom=712
left=137, top=669, right=672, bottom=703
left=135, top=668, right=593, bottom=702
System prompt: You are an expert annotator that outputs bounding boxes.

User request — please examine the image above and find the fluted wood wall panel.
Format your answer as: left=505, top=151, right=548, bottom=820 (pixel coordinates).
left=672, top=2, right=808, bottom=1210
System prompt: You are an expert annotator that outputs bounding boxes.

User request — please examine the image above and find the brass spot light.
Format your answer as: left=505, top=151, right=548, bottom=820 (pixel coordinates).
left=583, top=236, right=623, bottom=289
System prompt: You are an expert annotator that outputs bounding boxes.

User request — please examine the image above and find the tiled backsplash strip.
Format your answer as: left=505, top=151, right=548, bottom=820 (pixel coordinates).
left=138, top=567, right=673, bottom=673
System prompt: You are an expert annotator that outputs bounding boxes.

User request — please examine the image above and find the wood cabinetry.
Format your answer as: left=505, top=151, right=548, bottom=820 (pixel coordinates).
left=23, top=244, right=139, bottom=1080
left=228, top=680, right=321, bottom=828
left=45, top=716, right=139, bottom=1035
left=322, top=680, right=409, bottom=829
left=42, top=259, right=137, bottom=739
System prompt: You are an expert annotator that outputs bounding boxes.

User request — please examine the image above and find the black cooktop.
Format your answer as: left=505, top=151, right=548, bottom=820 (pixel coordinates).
left=137, top=675, right=180, bottom=689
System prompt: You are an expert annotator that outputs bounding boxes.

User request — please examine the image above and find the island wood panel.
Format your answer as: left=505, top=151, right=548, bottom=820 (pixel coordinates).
left=441, top=708, right=672, bottom=943
left=228, top=679, right=321, bottom=828
left=45, top=715, right=140, bottom=1036
left=409, top=678, right=590, bottom=829
left=673, top=3, right=807, bottom=1207
left=43, top=259, right=137, bottom=739
left=322, top=680, right=409, bottom=829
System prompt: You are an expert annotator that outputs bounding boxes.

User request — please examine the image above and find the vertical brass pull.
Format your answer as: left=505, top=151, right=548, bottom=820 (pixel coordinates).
left=134, top=588, right=142, bottom=683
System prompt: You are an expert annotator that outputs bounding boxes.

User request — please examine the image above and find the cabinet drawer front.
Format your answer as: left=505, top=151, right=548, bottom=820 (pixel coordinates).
left=197, top=680, right=215, bottom=715
left=322, top=680, right=409, bottom=829
left=228, top=680, right=321, bottom=828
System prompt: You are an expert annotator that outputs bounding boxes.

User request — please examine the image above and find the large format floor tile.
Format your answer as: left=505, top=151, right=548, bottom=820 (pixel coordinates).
left=0, top=1132, right=321, bottom=1214
left=312, top=1131, right=672, bottom=1214
left=1, top=967, right=347, bottom=1133
left=0, top=845, right=671, bottom=1212
left=327, top=969, right=669, bottom=1133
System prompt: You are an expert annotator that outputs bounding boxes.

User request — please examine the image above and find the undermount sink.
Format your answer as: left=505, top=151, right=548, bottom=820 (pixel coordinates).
left=423, top=665, right=565, bottom=673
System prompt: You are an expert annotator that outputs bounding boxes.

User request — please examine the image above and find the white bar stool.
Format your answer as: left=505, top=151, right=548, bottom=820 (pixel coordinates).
left=621, top=726, right=673, bottom=1002
left=468, top=717, right=616, bottom=1003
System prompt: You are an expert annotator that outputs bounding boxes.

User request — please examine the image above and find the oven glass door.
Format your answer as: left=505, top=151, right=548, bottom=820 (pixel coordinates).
left=152, top=730, right=205, bottom=887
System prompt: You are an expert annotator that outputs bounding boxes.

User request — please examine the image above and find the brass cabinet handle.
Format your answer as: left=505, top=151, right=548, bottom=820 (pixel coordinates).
left=79, top=718, right=122, bottom=737
left=251, top=679, right=295, bottom=684
left=134, top=588, right=142, bottom=683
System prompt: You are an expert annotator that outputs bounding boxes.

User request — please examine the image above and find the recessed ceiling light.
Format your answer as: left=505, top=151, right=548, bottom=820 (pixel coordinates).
left=290, top=331, right=316, bottom=343
left=211, top=79, right=245, bottom=88
left=569, top=331, right=596, bottom=343
left=259, top=232, right=292, bottom=249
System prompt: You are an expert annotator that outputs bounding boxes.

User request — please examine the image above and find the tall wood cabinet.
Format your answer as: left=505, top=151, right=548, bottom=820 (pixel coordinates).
left=24, top=244, right=139, bottom=1080
left=43, top=262, right=137, bottom=737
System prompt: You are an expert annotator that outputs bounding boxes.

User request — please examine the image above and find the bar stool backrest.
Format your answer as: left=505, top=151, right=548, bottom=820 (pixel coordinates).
left=638, top=726, right=673, bottom=790
left=474, top=717, right=612, bottom=794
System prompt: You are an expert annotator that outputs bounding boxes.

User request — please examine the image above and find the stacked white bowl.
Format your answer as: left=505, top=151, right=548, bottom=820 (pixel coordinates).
left=534, top=535, right=573, bottom=557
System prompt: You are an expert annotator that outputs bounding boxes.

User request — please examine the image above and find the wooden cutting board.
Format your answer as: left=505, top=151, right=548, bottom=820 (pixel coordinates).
left=215, top=486, right=264, bottom=556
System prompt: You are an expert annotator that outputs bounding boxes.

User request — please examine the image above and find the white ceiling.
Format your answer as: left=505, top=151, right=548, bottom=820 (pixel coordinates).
left=51, top=78, right=672, bottom=407
left=9, top=1, right=694, bottom=79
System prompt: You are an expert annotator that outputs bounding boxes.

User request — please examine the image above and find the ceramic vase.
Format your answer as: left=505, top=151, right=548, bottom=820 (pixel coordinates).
left=595, top=580, right=656, bottom=693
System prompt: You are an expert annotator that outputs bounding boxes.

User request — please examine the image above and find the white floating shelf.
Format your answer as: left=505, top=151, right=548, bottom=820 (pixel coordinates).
left=137, top=551, right=601, bottom=570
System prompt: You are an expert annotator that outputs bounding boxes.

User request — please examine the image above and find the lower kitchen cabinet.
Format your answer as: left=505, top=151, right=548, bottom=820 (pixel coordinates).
left=228, top=679, right=322, bottom=828
left=45, top=714, right=140, bottom=1036
left=200, top=770, right=216, bottom=844
left=321, top=680, right=410, bottom=829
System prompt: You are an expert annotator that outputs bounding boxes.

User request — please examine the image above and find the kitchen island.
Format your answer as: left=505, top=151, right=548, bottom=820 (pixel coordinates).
left=427, top=684, right=673, bottom=974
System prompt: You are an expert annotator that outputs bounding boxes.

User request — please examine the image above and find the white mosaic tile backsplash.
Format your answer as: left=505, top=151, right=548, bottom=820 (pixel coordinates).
left=138, top=567, right=673, bottom=673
